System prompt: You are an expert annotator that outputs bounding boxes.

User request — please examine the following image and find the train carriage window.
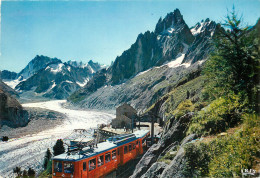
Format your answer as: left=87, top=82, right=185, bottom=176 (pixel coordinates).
left=64, top=162, right=74, bottom=173
left=83, top=162, right=86, bottom=171
left=112, top=150, right=116, bottom=160
left=54, top=161, right=62, bottom=172
left=98, top=155, right=104, bottom=167
left=133, top=143, right=136, bottom=150
left=117, top=148, right=120, bottom=156
left=124, top=146, right=128, bottom=154
left=89, top=158, right=96, bottom=171
left=129, top=144, right=132, bottom=151
left=105, top=153, right=111, bottom=163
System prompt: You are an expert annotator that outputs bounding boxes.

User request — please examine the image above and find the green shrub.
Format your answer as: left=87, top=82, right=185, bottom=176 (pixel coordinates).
left=172, top=100, right=194, bottom=119
left=183, top=142, right=210, bottom=177
left=158, top=150, right=177, bottom=165
left=208, top=114, right=259, bottom=177
left=183, top=114, right=259, bottom=177
left=187, top=94, right=242, bottom=136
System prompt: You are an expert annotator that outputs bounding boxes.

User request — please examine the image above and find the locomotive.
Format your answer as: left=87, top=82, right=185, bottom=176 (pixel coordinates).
left=52, top=130, right=150, bottom=178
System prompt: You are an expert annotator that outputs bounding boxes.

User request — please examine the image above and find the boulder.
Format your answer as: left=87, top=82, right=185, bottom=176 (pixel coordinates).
left=159, top=147, right=187, bottom=178
left=130, top=143, right=162, bottom=178
left=0, top=84, right=29, bottom=128
left=141, top=162, right=168, bottom=178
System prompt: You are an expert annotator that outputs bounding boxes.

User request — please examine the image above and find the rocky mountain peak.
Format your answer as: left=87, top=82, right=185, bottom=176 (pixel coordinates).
left=87, top=60, right=101, bottom=72
left=18, top=55, right=62, bottom=80
left=0, top=70, right=18, bottom=80
left=67, top=60, right=84, bottom=68
left=190, top=18, right=217, bottom=37
left=182, top=19, right=218, bottom=64
left=155, top=8, right=185, bottom=35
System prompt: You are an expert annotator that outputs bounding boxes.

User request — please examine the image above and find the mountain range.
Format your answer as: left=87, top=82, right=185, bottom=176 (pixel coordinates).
left=1, top=9, right=219, bottom=107
left=68, top=9, right=219, bottom=112
left=1, top=55, right=102, bottom=99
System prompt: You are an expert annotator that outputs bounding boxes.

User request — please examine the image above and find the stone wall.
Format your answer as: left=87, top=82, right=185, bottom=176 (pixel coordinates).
left=111, top=115, right=132, bottom=129
left=116, top=103, right=137, bottom=119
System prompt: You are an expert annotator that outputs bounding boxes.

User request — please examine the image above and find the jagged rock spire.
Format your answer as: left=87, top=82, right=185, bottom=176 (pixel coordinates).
left=155, top=8, right=185, bottom=34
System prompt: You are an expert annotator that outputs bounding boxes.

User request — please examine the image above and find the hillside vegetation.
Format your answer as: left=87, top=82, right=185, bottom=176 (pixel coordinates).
left=131, top=9, right=259, bottom=178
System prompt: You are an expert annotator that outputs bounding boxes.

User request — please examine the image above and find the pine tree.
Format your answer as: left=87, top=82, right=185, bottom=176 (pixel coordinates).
left=22, top=170, right=28, bottom=178
left=43, top=148, right=52, bottom=169
left=203, top=7, right=259, bottom=111
left=53, top=139, right=65, bottom=156
left=27, top=168, right=35, bottom=177
left=13, top=167, right=22, bottom=177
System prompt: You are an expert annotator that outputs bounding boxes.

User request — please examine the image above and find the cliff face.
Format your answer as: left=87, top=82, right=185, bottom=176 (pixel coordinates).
left=0, top=81, right=29, bottom=128
left=109, top=9, right=194, bottom=85
left=130, top=113, right=195, bottom=178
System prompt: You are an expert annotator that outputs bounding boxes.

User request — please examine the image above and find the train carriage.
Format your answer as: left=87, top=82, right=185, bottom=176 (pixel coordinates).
left=52, top=130, right=150, bottom=178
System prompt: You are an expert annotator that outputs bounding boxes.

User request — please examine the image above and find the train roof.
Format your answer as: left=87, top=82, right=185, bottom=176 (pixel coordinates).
left=53, top=130, right=149, bottom=162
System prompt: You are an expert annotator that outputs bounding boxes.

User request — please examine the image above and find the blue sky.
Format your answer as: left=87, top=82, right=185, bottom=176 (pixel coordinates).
left=1, top=0, right=260, bottom=72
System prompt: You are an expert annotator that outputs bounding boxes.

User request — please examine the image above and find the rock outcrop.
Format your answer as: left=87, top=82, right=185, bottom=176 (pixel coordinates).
left=0, top=80, right=29, bottom=128
left=183, top=18, right=220, bottom=64
left=130, top=112, right=194, bottom=178
left=141, top=162, right=168, bottom=178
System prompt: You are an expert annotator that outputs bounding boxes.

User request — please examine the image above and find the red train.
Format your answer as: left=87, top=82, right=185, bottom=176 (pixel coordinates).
left=52, top=130, right=150, bottom=178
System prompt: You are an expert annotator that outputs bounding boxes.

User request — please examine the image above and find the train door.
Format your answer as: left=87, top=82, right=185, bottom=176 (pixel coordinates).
left=129, top=143, right=133, bottom=160
left=123, top=144, right=130, bottom=164
left=132, top=142, right=137, bottom=157
left=96, top=154, right=105, bottom=177
left=88, top=157, right=97, bottom=178
left=104, top=152, right=112, bottom=175
left=111, top=150, right=117, bottom=170
left=82, top=161, right=88, bottom=178
left=119, top=146, right=124, bottom=166
left=136, top=139, right=141, bottom=155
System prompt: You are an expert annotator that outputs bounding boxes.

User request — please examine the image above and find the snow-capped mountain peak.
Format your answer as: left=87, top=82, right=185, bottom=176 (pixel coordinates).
left=14, top=58, right=102, bottom=99
left=46, top=63, right=64, bottom=74
left=190, top=18, right=215, bottom=36
left=18, top=55, right=62, bottom=80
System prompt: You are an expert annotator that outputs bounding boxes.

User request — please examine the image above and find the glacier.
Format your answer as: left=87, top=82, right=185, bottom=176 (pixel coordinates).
left=0, top=100, right=114, bottom=177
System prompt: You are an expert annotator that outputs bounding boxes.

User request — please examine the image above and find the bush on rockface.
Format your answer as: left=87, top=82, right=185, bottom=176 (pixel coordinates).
left=208, top=114, right=260, bottom=177
left=182, top=142, right=210, bottom=177
left=172, top=100, right=194, bottom=119
left=187, top=94, right=243, bottom=136
left=182, top=114, right=259, bottom=177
